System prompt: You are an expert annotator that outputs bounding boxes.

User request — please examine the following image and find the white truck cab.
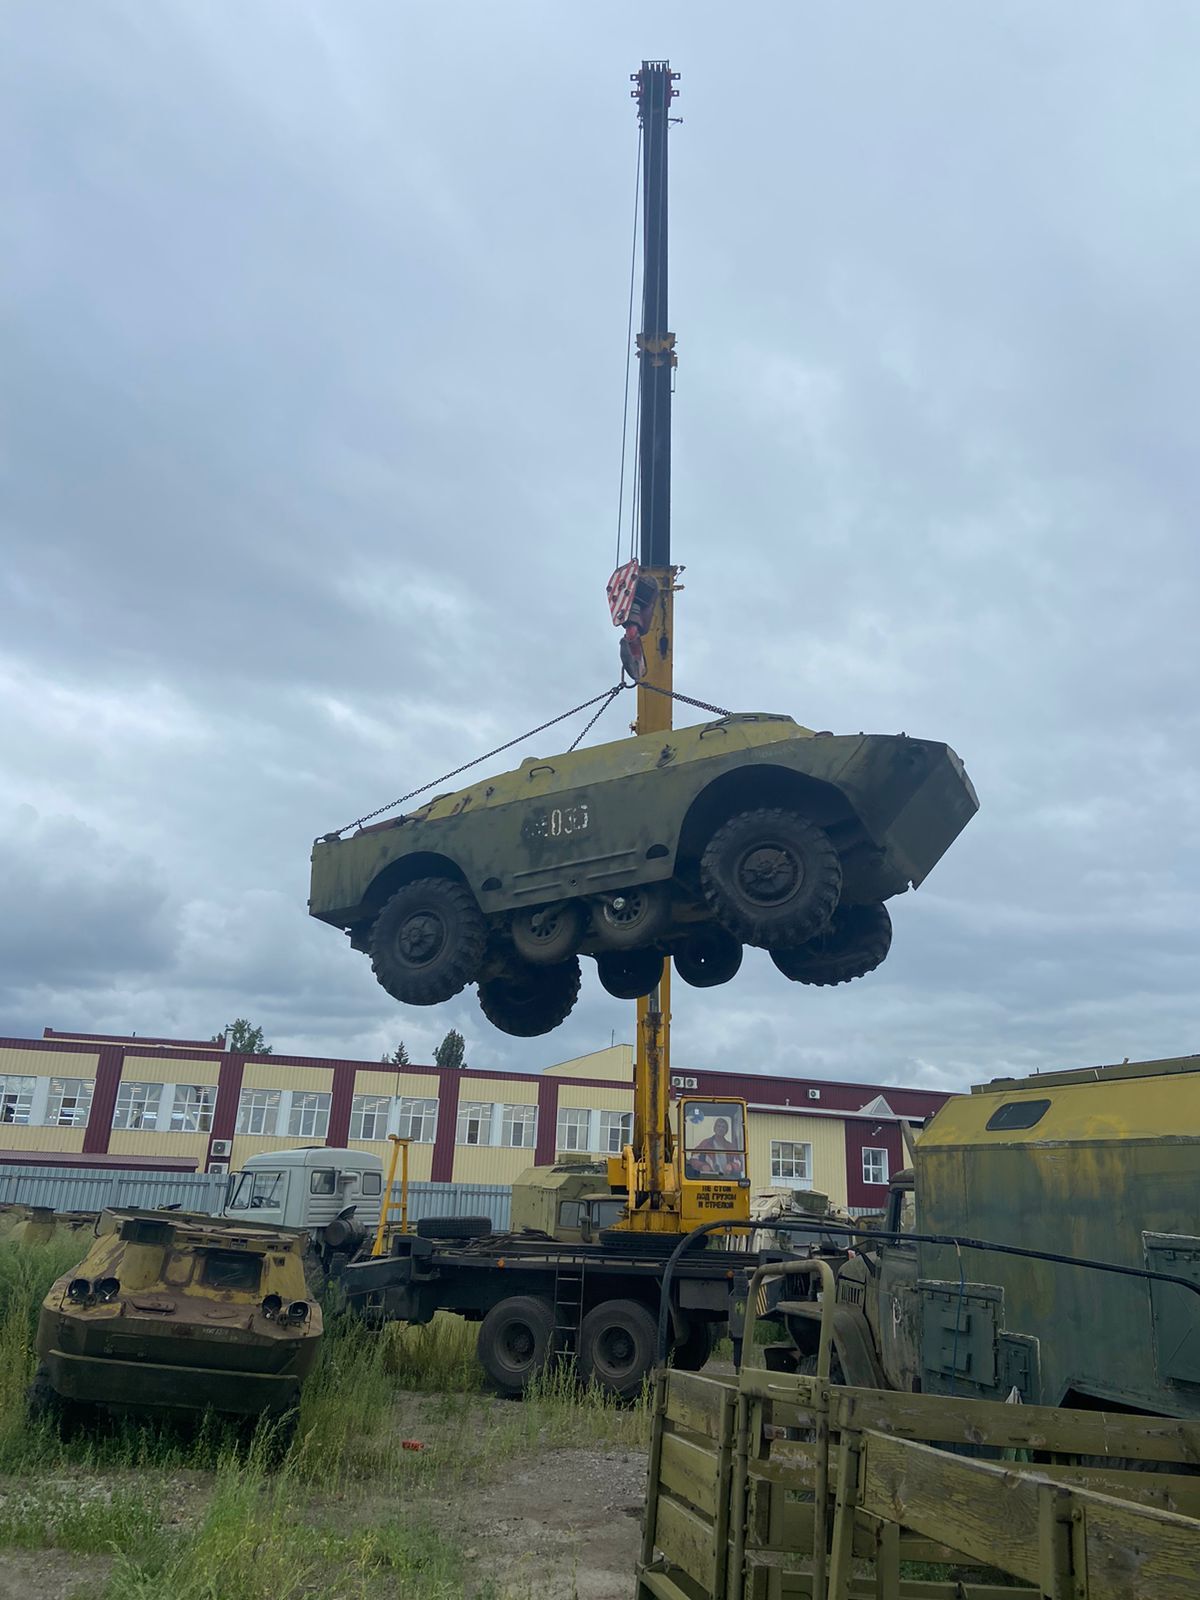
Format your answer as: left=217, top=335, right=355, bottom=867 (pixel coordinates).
left=223, top=1147, right=386, bottom=1234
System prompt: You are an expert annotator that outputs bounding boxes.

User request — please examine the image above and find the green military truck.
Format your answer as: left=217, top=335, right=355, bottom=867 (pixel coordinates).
left=774, top=1053, right=1200, bottom=1418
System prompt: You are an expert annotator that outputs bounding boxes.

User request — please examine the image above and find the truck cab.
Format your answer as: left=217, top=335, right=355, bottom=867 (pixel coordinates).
left=223, top=1148, right=385, bottom=1235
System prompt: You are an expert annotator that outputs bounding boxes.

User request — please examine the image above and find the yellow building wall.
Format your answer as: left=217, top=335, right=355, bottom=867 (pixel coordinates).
left=747, top=1113, right=847, bottom=1205
left=544, top=1045, right=633, bottom=1080
left=346, top=1139, right=435, bottom=1182
left=241, top=1064, right=332, bottom=1092
left=108, top=1058, right=202, bottom=1087
left=349, top=1070, right=442, bottom=1100
left=0, top=1126, right=86, bottom=1155
left=108, top=1130, right=209, bottom=1163
left=458, top=1078, right=538, bottom=1108
left=0, top=1047, right=100, bottom=1081
left=554, top=1083, right=633, bottom=1113
left=452, top=1144, right=544, bottom=1185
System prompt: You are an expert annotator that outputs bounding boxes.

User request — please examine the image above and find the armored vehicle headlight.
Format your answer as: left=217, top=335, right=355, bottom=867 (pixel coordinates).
left=94, top=1277, right=120, bottom=1302
left=67, top=1278, right=92, bottom=1302
left=261, top=1293, right=283, bottom=1320
left=285, top=1300, right=310, bottom=1323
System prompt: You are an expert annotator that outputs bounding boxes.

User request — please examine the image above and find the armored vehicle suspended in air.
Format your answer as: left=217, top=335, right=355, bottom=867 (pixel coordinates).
left=30, top=1208, right=322, bottom=1430
left=309, top=711, right=977, bottom=1036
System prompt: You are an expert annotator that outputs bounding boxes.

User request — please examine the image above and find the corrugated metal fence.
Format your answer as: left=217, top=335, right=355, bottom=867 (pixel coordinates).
left=0, top=1165, right=511, bottom=1231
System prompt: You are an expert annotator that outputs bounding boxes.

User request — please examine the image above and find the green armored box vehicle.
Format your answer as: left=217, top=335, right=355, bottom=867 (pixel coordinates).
left=309, top=711, right=978, bottom=1035
left=30, top=1208, right=322, bottom=1432
left=771, top=1053, right=1200, bottom=1420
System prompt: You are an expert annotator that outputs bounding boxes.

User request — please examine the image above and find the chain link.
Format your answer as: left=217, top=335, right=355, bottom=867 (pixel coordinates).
left=328, top=679, right=733, bottom=837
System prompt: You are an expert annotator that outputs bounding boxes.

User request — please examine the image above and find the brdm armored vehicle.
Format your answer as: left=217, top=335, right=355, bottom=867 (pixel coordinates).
left=30, top=1209, right=322, bottom=1429
left=309, top=712, right=977, bottom=1036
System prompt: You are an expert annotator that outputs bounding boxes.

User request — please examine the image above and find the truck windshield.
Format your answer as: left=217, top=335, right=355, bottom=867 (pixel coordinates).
left=226, top=1170, right=285, bottom=1212
left=682, top=1102, right=746, bottom=1179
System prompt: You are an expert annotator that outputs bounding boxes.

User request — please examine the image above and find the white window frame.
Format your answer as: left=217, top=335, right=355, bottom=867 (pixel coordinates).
left=0, top=1076, right=35, bottom=1126
left=236, top=1088, right=280, bottom=1136
left=112, top=1081, right=162, bottom=1132
left=556, top=1106, right=589, bottom=1153
left=501, top=1104, right=537, bottom=1149
left=349, top=1094, right=391, bottom=1141
left=599, top=1110, right=633, bottom=1156
left=288, top=1091, right=331, bottom=1139
left=862, top=1146, right=889, bottom=1186
left=770, top=1140, right=813, bottom=1184
left=456, top=1100, right=493, bottom=1146
left=397, top=1097, right=438, bottom=1143
left=171, top=1085, right=216, bottom=1134
left=46, top=1077, right=95, bottom=1128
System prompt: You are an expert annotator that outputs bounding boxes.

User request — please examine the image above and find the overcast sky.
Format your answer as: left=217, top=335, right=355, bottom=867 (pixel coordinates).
left=2, top=3, right=1197, bottom=1094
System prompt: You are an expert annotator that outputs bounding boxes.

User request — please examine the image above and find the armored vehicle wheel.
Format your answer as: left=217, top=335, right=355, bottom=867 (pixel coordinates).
left=477, top=1295, right=558, bottom=1396
left=594, top=884, right=669, bottom=951
left=577, top=1298, right=658, bottom=1401
left=477, top=957, right=581, bottom=1037
left=510, top=900, right=584, bottom=966
left=595, top=947, right=664, bottom=1001
left=369, top=877, right=486, bottom=1005
left=771, top=902, right=892, bottom=986
left=672, top=926, right=743, bottom=989
left=672, top=1319, right=715, bottom=1372
left=701, top=807, right=841, bottom=949
left=27, top=1364, right=83, bottom=1437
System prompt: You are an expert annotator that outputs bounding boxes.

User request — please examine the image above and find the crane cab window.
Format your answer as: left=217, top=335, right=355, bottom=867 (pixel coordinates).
left=226, top=1171, right=285, bottom=1212
left=682, top=1102, right=746, bottom=1179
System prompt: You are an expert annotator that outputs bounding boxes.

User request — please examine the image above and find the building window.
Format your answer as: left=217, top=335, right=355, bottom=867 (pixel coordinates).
left=112, top=1081, right=162, bottom=1131
left=599, top=1110, right=633, bottom=1156
left=501, top=1104, right=537, bottom=1148
left=350, top=1094, right=391, bottom=1141
left=456, top=1101, right=493, bottom=1146
left=770, top=1140, right=812, bottom=1183
left=397, top=1097, right=437, bottom=1143
left=47, top=1078, right=95, bottom=1128
left=171, top=1085, right=215, bottom=1133
left=862, top=1147, right=889, bottom=1185
left=0, top=1076, right=35, bottom=1125
left=289, top=1092, right=331, bottom=1139
left=236, top=1088, right=280, bottom=1136
left=556, top=1106, right=589, bottom=1152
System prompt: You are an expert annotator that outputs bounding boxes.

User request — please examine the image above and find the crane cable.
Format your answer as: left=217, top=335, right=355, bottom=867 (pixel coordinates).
left=325, top=679, right=732, bottom=839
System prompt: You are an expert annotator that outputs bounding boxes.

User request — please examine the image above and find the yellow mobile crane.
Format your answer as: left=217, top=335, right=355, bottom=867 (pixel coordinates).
left=607, top=63, right=751, bottom=1239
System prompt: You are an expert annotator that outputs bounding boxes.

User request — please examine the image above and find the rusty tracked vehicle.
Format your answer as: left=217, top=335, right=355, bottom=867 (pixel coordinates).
left=31, top=1208, right=322, bottom=1428
left=309, top=712, right=977, bottom=1035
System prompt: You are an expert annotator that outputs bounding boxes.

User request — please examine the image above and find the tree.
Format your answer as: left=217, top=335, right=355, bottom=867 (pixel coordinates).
left=222, top=1018, right=273, bottom=1055
left=433, top=1029, right=466, bottom=1072
left=381, top=1043, right=411, bottom=1066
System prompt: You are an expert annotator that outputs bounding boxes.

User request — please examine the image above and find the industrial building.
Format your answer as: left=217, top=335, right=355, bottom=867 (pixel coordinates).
left=0, top=1029, right=950, bottom=1210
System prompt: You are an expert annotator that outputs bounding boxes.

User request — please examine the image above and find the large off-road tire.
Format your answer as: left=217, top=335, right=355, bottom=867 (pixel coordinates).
left=369, top=877, right=486, bottom=1005
left=672, top=1319, right=715, bottom=1372
left=477, top=958, right=581, bottom=1037
left=771, top=902, right=892, bottom=987
left=594, top=884, right=669, bottom=952
left=477, top=1295, right=558, bottom=1396
left=414, top=1215, right=493, bottom=1241
left=595, top=948, right=664, bottom=1001
left=27, top=1363, right=84, bottom=1437
left=510, top=900, right=585, bottom=966
left=672, top=927, right=743, bottom=989
left=701, top=808, right=841, bottom=949
left=577, top=1298, right=658, bottom=1401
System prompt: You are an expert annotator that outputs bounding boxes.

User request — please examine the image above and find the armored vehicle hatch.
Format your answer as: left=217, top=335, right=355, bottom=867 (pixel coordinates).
left=31, top=1208, right=322, bottom=1428
left=310, top=712, right=977, bottom=1035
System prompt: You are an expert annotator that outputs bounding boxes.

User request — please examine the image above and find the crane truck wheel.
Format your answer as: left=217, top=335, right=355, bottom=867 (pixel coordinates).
left=672, top=926, right=742, bottom=988
left=477, top=1295, right=558, bottom=1396
left=595, top=947, right=664, bottom=1001
left=577, top=1298, right=658, bottom=1401
left=771, top=902, right=892, bottom=986
left=671, top=1319, right=715, bottom=1371
left=700, top=808, right=841, bottom=949
left=477, top=957, right=581, bottom=1037
left=510, top=900, right=585, bottom=965
left=368, top=877, right=487, bottom=1005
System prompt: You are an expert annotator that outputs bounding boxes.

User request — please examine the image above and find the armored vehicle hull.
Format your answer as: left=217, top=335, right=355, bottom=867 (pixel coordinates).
left=32, top=1209, right=321, bottom=1425
left=310, top=712, right=977, bottom=1035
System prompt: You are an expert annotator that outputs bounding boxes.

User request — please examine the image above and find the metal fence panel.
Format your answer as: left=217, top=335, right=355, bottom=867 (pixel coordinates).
left=399, top=1182, right=511, bottom=1231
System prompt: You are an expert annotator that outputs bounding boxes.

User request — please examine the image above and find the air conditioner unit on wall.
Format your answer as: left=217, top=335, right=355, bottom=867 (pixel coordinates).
left=210, top=1139, right=232, bottom=1157
left=208, top=1162, right=229, bottom=1176
left=807, top=1089, right=821, bottom=1101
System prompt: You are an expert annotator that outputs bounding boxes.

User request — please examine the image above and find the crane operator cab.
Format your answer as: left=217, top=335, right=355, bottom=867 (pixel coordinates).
left=679, top=1098, right=750, bottom=1226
